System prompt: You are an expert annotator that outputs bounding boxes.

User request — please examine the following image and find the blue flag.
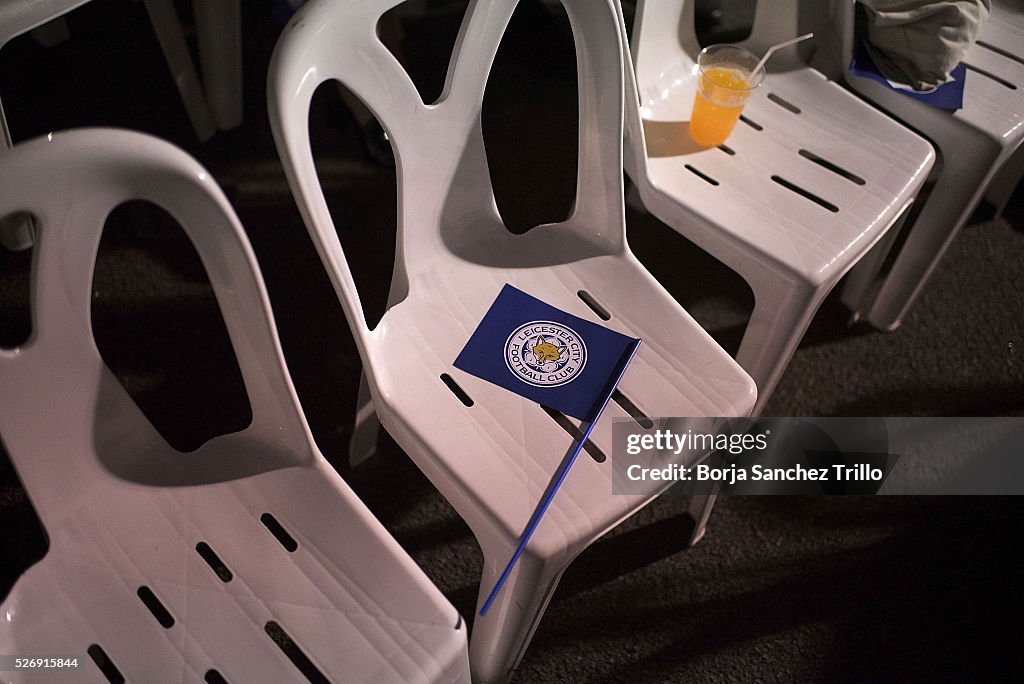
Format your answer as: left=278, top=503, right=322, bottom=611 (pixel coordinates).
left=454, top=284, right=640, bottom=422
left=850, top=39, right=966, bottom=111
left=454, top=284, right=640, bottom=616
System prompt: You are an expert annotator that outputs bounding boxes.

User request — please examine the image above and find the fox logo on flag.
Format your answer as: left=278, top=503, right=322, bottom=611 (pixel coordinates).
left=504, top=321, right=587, bottom=387
left=454, top=284, right=640, bottom=422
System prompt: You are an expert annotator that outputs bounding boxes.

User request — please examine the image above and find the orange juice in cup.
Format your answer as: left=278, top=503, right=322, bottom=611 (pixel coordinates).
left=689, top=45, right=764, bottom=147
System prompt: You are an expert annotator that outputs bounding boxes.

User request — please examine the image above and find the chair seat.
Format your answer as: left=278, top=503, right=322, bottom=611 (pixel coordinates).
left=637, top=66, right=934, bottom=286
left=1, top=301, right=467, bottom=684
left=3, top=458, right=466, bottom=683
left=848, top=5, right=1024, bottom=143
left=369, top=243, right=756, bottom=556
left=954, top=5, right=1024, bottom=139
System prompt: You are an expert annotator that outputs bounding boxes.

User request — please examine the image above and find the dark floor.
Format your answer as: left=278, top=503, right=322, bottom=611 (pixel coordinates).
left=2, top=1, right=1024, bottom=682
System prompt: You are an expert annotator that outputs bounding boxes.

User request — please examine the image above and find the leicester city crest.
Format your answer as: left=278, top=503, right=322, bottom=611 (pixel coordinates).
left=504, top=321, right=587, bottom=387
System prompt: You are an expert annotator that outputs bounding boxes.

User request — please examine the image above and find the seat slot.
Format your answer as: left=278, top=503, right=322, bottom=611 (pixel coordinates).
left=770, top=175, right=839, bottom=213
left=196, top=542, right=234, bottom=582
left=976, top=40, right=1024, bottom=67
left=441, top=373, right=474, bottom=407
left=767, top=92, right=801, bottom=114
left=260, top=513, right=299, bottom=553
left=265, top=621, right=331, bottom=684
left=611, top=390, right=654, bottom=429
left=88, top=644, right=125, bottom=684
left=577, top=289, right=611, bottom=320
left=137, top=586, right=175, bottom=628
left=540, top=406, right=607, bottom=463
left=685, top=165, right=720, bottom=186
left=798, top=149, right=866, bottom=185
left=739, top=114, right=763, bottom=130
left=963, top=63, right=1017, bottom=89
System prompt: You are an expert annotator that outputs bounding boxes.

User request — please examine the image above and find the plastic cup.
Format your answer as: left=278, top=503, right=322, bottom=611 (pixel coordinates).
left=689, top=44, right=765, bottom=147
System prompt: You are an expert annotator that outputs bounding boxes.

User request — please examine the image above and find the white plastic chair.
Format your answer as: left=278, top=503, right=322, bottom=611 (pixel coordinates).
left=0, top=128, right=470, bottom=684
left=622, top=0, right=935, bottom=413
left=0, top=0, right=217, bottom=252
left=268, top=0, right=757, bottom=679
left=831, top=0, right=1024, bottom=330
left=0, top=0, right=216, bottom=143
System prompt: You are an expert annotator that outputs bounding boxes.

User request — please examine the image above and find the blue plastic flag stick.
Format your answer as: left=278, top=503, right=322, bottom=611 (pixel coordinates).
left=479, top=341, right=640, bottom=616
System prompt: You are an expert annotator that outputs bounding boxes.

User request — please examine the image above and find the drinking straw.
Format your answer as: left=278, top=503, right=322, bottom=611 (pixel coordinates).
left=753, top=32, right=814, bottom=74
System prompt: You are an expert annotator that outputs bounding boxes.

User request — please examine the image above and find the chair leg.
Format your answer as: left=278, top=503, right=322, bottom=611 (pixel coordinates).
left=141, top=0, right=216, bottom=142
left=348, top=371, right=381, bottom=467
left=687, top=493, right=717, bottom=546
left=985, top=146, right=1024, bottom=221
left=0, top=213, right=34, bottom=252
left=470, top=547, right=568, bottom=683
left=0, top=98, right=33, bottom=252
left=841, top=201, right=913, bottom=319
left=863, top=147, right=997, bottom=331
left=625, top=179, right=648, bottom=214
left=193, top=0, right=243, bottom=131
left=735, top=282, right=823, bottom=416
left=0, top=94, right=9, bottom=150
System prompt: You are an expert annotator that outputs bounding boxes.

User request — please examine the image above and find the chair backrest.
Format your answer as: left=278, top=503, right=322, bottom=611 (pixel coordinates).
left=269, top=0, right=628, bottom=354
left=631, top=0, right=701, bottom=61
left=624, top=0, right=841, bottom=181
left=745, top=0, right=814, bottom=55
left=631, top=0, right=827, bottom=73
left=0, top=128, right=312, bottom=510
